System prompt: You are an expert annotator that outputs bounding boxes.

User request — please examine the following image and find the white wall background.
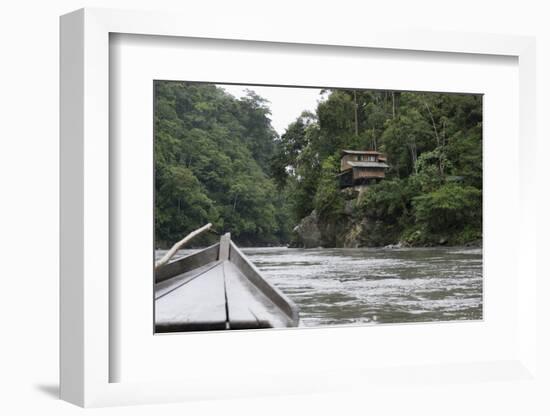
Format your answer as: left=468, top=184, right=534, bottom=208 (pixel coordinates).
left=1, top=0, right=548, bottom=415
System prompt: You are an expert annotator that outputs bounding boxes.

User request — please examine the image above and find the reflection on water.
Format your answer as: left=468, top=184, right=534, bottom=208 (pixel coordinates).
left=242, top=247, right=482, bottom=327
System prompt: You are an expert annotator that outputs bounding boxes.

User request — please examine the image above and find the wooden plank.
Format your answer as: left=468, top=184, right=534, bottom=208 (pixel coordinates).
left=229, top=242, right=300, bottom=326
left=155, top=261, right=220, bottom=299
left=155, top=235, right=299, bottom=332
left=219, top=233, right=230, bottom=261
left=223, top=261, right=289, bottom=329
left=155, top=262, right=227, bottom=332
left=155, top=243, right=219, bottom=283
left=223, top=262, right=260, bottom=329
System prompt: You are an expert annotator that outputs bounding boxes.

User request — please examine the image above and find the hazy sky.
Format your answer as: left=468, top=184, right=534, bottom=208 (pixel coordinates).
left=218, top=84, right=325, bottom=136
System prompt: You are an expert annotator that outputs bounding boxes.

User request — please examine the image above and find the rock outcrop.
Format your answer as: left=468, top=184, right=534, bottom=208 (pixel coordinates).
left=291, top=207, right=402, bottom=248
left=291, top=210, right=322, bottom=248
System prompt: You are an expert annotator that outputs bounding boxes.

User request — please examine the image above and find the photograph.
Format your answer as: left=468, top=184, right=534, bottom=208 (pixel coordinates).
left=153, top=81, right=483, bottom=333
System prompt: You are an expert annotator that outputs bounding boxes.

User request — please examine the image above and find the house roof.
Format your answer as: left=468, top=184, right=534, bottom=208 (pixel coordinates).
left=348, top=161, right=389, bottom=169
left=342, top=149, right=381, bottom=155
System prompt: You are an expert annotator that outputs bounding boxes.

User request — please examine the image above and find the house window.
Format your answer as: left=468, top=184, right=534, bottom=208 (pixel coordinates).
left=367, top=155, right=376, bottom=162
left=357, top=155, right=363, bottom=161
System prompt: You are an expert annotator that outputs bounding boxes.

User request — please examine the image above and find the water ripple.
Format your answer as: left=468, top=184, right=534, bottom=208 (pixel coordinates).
left=243, top=247, right=482, bottom=327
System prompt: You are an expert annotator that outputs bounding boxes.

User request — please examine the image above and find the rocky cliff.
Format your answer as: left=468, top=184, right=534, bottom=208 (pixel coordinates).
left=290, top=205, right=401, bottom=248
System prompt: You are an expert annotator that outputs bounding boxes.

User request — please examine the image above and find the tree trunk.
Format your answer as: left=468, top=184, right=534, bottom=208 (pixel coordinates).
left=408, top=139, right=418, bottom=174
left=353, top=90, right=359, bottom=136
left=423, top=100, right=440, bottom=146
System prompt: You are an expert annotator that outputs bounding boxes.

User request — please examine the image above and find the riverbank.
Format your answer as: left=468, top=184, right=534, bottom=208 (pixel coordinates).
left=290, top=209, right=482, bottom=249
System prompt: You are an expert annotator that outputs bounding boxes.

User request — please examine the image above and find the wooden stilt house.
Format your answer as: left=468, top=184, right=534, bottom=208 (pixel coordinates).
left=338, top=150, right=389, bottom=190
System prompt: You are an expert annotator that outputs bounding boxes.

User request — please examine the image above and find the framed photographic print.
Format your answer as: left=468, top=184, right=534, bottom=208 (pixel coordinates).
left=152, top=80, right=483, bottom=334
left=60, top=7, right=538, bottom=408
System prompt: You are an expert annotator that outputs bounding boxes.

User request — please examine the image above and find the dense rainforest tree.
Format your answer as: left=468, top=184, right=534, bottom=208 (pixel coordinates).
left=155, top=81, right=482, bottom=248
left=272, top=89, right=482, bottom=246
left=154, top=81, right=292, bottom=246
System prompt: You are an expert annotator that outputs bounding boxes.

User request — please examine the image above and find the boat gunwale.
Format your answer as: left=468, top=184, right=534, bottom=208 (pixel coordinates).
left=228, top=241, right=300, bottom=326
left=155, top=242, right=220, bottom=283
left=154, top=236, right=300, bottom=330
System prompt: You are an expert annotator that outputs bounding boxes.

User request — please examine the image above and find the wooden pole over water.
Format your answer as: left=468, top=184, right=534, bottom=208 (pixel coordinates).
left=155, top=223, right=212, bottom=269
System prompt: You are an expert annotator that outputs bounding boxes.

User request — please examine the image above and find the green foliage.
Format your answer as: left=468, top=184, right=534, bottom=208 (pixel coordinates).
left=360, top=178, right=417, bottom=223
left=270, top=113, right=312, bottom=189
left=381, top=108, right=433, bottom=177
left=156, top=80, right=483, bottom=248
left=271, top=89, right=482, bottom=246
left=314, top=156, right=345, bottom=219
left=413, top=183, right=482, bottom=233
left=411, top=149, right=447, bottom=192
left=155, top=165, right=220, bottom=245
left=154, top=81, right=289, bottom=246
left=270, top=112, right=322, bottom=222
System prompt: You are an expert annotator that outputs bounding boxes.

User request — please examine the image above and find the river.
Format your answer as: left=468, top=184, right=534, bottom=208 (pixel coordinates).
left=156, top=246, right=482, bottom=328
left=242, top=246, right=482, bottom=327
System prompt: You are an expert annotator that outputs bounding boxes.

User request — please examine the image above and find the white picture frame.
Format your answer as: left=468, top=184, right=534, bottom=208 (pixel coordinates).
left=60, top=7, right=538, bottom=407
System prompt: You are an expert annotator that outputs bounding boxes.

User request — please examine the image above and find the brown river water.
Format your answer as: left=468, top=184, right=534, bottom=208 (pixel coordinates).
left=158, top=246, right=482, bottom=328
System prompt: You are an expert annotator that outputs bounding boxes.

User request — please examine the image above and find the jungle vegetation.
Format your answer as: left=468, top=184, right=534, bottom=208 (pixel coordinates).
left=155, top=81, right=482, bottom=247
